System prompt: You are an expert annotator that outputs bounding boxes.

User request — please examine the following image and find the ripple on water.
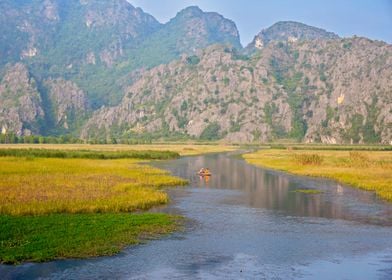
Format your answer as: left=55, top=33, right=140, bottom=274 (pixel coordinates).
left=1, top=153, right=392, bottom=279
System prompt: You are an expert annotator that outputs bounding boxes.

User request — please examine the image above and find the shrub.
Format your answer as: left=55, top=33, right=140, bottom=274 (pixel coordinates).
left=186, top=55, right=200, bottom=65
left=199, top=122, right=221, bottom=140
left=293, top=153, right=323, bottom=165
left=348, top=151, right=370, bottom=167
left=343, top=42, right=352, bottom=49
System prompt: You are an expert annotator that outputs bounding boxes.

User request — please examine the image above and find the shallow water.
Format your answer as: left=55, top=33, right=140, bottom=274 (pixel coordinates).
left=2, top=152, right=392, bottom=279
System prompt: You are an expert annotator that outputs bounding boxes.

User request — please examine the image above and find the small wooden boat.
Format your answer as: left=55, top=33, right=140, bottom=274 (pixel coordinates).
left=198, top=171, right=211, bottom=176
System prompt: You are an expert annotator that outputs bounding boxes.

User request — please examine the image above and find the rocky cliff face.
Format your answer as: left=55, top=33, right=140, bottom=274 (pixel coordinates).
left=0, top=0, right=163, bottom=107
left=246, top=21, right=339, bottom=52
left=291, top=38, right=391, bottom=144
left=44, top=79, right=89, bottom=132
left=0, top=0, right=161, bottom=66
left=81, top=37, right=392, bottom=144
left=0, top=64, right=44, bottom=136
left=1, top=2, right=390, bottom=143
left=162, top=6, right=241, bottom=53
left=0, top=1, right=241, bottom=108
left=0, top=64, right=89, bottom=136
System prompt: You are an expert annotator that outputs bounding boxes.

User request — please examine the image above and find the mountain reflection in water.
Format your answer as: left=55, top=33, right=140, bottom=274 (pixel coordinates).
left=158, top=152, right=392, bottom=225
left=2, top=152, right=392, bottom=280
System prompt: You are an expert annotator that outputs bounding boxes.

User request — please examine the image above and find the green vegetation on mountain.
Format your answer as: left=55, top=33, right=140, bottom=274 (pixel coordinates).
left=82, top=38, right=392, bottom=144
left=0, top=1, right=241, bottom=108
left=0, top=1, right=391, bottom=144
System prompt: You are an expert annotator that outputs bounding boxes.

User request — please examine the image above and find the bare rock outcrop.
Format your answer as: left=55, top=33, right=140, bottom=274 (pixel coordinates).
left=81, top=38, right=392, bottom=144
left=0, top=63, right=44, bottom=136
left=44, top=78, right=89, bottom=131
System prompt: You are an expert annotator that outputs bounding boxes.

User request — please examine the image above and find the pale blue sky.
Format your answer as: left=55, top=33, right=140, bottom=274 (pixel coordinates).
left=127, top=0, right=392, bottom=46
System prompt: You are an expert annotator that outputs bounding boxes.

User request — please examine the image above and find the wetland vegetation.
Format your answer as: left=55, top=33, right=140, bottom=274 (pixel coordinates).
left=0, top=143, right=236, bottom=156
left=292, top=189, right=324, bottom=194
left=0, top=157, right=187, bottom=216
left=0, top=148, right=180, bottom=160
left=0, top=213, right=180, bottom=264
left=0, top=145, right=201, bottom=264
left=1, top=143, right=391, bottom=265
left=244, top=149, right=392, bottom=201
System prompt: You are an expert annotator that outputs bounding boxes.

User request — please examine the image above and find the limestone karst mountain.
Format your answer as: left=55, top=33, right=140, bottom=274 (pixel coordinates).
left=0, top=0, right=241, bottom=105
left=0, top=0, right=241, bottom=136
left=81, top=38, right=392, bottom=144
left=0, top=1, right=390, bottom=143
left=246, top=21, right=339, bottom=53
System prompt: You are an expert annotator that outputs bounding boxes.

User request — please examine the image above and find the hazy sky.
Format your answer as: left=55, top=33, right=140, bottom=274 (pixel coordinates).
left=127, top=0, right=392, bottom=46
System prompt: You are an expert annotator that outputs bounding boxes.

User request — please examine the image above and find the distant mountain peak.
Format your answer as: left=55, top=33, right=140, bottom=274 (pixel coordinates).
left=176, top=6, right=204, bottom=18
left=247, top=21, right=339, bottom=50
left=2, top=1, right=389, bottom=144
left=263, top=21, right=339, bottom=38
left=165, top=5, right=241, bottom=50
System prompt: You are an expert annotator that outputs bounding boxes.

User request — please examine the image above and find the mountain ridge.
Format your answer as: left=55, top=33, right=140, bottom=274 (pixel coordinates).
left=0, top=1, right=390, bottom=144
left=0, top=1, right=241, bottom=107
left=81, top=37, right=392, bottom=144
left=245, top=21, right=340, bottom=53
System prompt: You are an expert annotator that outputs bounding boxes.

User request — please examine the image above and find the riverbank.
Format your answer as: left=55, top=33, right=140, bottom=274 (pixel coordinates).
left=0, top=143, right=236, bottom=156
left=0, top=147, right=193, bottom=264
left=0, top=213, right=180, bottom=264
left=0, top=156, right=187, bottom=216
left=2, top=152, right=392, bottom=279
left=243, top=149, right=392, bottom=201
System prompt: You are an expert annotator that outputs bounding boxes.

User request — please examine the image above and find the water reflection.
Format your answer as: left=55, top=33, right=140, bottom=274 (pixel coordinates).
left=198, top=174, right=211, bottom=185
left=157, top=153, right=392, bottom=225
left=2, top=152, right=392, bottom=279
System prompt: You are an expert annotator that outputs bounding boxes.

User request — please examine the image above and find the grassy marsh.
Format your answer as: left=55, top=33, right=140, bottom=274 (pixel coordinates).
left=265, top=144, right=392, bottom=151
left=0, top=144, right=236, bottom=156
left=0, top=213, right=180, bottom=264
left=0, top=146, right=191, bottom=264
left=292, top=189, right=323, bottom=194
left=0, top=148, right=179, bottom=160
left=0, top=157, right=187, bottom=216
left=244, top=149, right=392, bottom=201
left=0, top=144, right=233, bottom=263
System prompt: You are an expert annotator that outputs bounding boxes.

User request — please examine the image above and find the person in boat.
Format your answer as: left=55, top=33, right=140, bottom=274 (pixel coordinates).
left=198, top=168, right=211, bottom=176
left=199, top=168, right=206, bottom=174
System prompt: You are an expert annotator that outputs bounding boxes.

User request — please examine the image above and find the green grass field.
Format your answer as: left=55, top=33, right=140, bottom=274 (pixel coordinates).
left=244, top=149, right=392, bottom=201
left=0, top=146, right=199, bottom=264
left=253, top=143, right=392, bottom=151
left=0, top=148, right=180, bottom=160
left=0, top=143, right=236, bottom=156
left=0, top=157, right=187, bottom=216
left=0, top=213, right=180, bottom=264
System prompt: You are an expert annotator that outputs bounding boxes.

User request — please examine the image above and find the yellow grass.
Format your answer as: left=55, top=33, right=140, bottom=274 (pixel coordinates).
left=0, top=157, right=187, bottom=216
left=0, top=144, right=236, bottom=156
left=244, top=149, right=392, bottom=201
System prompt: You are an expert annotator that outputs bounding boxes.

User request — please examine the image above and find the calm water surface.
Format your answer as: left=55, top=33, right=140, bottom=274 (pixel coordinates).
left=2, top=152, right=392, bottom=279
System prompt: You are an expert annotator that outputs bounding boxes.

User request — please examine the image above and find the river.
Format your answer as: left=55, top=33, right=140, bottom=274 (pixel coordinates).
left=2, top=152, right=392, bottom=279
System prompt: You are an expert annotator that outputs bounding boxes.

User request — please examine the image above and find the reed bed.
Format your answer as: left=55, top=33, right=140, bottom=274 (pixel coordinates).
left=268, top=144, right=392, bottom=151
left=0, top=157, right=187, bottom=216
left=244, top=149, right=392, bottom=201
left=0, top=213, right=180, bottom=264
left=0, top=144, right=236, bottom=156
left=292, top=153, right=323, bottom=165
left=0, top=148, right=179, bottom=159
